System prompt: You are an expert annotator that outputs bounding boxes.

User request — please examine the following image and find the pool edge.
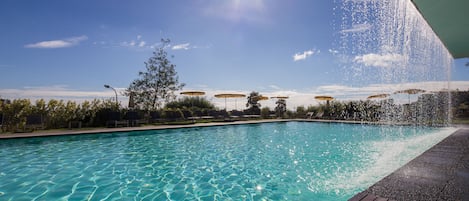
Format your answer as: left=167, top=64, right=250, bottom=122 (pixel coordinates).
left=0, top=119, right=460, bottom=139
left=0, top=119, right=292, bottom=139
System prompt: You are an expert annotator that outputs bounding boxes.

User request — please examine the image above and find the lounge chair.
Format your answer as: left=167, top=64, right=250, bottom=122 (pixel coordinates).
left=125, top=111, right=146, bottom=127
left=24, top=114, right=44, bottom=132
left=150, top=111, right=162, bottom=123
left=306, top=112, right=314, bottom=119
left=199, top=110, right=214, bottom=120
left=106, top=111, right=128, bottom=128
left=229, top=110, right=244, bottom=120
left=315, top=111, right=324, bottom=119
left=207, top=110, right=222, bottom=119
left=241, top=111, right=261, bottom=119
left=186, top=109, right=201, bottom=121
left=164, top=110, right=184, bottom=122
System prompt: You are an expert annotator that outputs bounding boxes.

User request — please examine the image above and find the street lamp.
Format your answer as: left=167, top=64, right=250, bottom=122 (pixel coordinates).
left=104, top=84, right=119, bottom=109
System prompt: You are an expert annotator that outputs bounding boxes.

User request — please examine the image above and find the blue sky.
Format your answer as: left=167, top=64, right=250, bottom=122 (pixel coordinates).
left=1, top=0, right=468, bottom=109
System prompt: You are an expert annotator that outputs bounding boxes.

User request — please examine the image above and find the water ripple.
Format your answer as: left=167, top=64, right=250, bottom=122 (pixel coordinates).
left=0, top=122, right=455, bottom=200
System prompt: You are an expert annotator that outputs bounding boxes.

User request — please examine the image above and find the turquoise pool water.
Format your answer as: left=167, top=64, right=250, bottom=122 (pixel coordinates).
left=0, top=122, right=455, bottom=200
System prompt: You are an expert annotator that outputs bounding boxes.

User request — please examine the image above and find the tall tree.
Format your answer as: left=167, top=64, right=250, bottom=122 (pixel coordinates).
left=126, top=39, right=185, bottom=110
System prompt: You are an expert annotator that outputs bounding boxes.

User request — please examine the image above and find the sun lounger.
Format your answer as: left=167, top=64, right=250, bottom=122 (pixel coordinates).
left=106, top=111, right=128, bottom=128
left=229, top=110, right=244, bottom=120
left=242, top=114, right=261, bottom=118
left=315, top=111, right=324, bottom=119
left=150, top=111, right=162, bottom=123
left=24, top=114, right=44, bottom=132
left=125, top=111, right=147, bottom=127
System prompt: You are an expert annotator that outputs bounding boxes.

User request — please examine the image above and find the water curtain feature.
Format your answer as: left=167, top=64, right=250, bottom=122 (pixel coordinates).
left=338, top=0, right=453, bottom=125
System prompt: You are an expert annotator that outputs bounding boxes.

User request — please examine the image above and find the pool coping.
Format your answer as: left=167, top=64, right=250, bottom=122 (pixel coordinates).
left=0, top=118, right=436, bottom=139
left=0, top=119, right=293, bottom=139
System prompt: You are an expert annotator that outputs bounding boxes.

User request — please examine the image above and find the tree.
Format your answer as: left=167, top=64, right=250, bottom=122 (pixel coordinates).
left=1, top=99, right=31, bottom=132
left=165, top=96, right=215, bottom=110
left=275, top=99, right=287, bottom=118
left=126, top=39, right=185, bottom=110
left=246, top=91, right=261, bottom=114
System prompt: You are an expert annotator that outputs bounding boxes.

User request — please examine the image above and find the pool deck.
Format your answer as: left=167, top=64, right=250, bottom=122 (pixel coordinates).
left=349, top=126, right=469, bottom=201
left=1, top=119, right=468, bottom=200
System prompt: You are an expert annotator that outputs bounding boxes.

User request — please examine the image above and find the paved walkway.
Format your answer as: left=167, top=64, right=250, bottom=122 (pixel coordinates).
left=349, top=128, right=469, bottom=201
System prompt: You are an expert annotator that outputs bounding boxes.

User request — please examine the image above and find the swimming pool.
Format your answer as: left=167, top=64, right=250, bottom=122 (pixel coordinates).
left=0, top=122, right=456, bottom=200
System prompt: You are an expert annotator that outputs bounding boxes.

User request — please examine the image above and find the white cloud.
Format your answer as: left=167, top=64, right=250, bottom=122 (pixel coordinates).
left=328, top=49, right=339, bottom=54
left=354, top=53, right=406, bottom=68
left=106, top=37, right=203, bottom=51
left=341, top=23, right=372, bottom=33
left=293, top=50, right=316, bottom=61
left=115, top=35, right=149, bottom=49
left=93, top=41, right=107, bottom=46
left=25, top=35, right=88, bottom=49
left=172, top=43, right=191, bottom=50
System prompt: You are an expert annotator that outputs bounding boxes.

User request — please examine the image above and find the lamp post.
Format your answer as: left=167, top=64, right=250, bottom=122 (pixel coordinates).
left=104, top=84, right=119, bottom=109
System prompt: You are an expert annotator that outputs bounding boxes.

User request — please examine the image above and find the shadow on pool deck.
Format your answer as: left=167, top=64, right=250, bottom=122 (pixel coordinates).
left=349, top=127, right=469, bottom=201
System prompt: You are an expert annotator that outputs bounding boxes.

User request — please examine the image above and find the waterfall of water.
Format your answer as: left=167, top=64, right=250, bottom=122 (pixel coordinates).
left=338, top=0, right=453, bottom=125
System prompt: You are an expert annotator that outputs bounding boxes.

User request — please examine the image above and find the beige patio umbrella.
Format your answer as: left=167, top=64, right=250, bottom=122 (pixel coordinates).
left=394, top=89, right=426, bottom=95
left=270, top=96, right=289, bottom=100
left=367, top=93, right=390, bottom=99
left=314, top=95, right=334, bottom=101
left=315, top=95, right=334, bottom=106
left=258, top=96, right=269, bottom=101
left=180, top=91, right=206, bottom=96
left=214, top=93, right=246, bottom=110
